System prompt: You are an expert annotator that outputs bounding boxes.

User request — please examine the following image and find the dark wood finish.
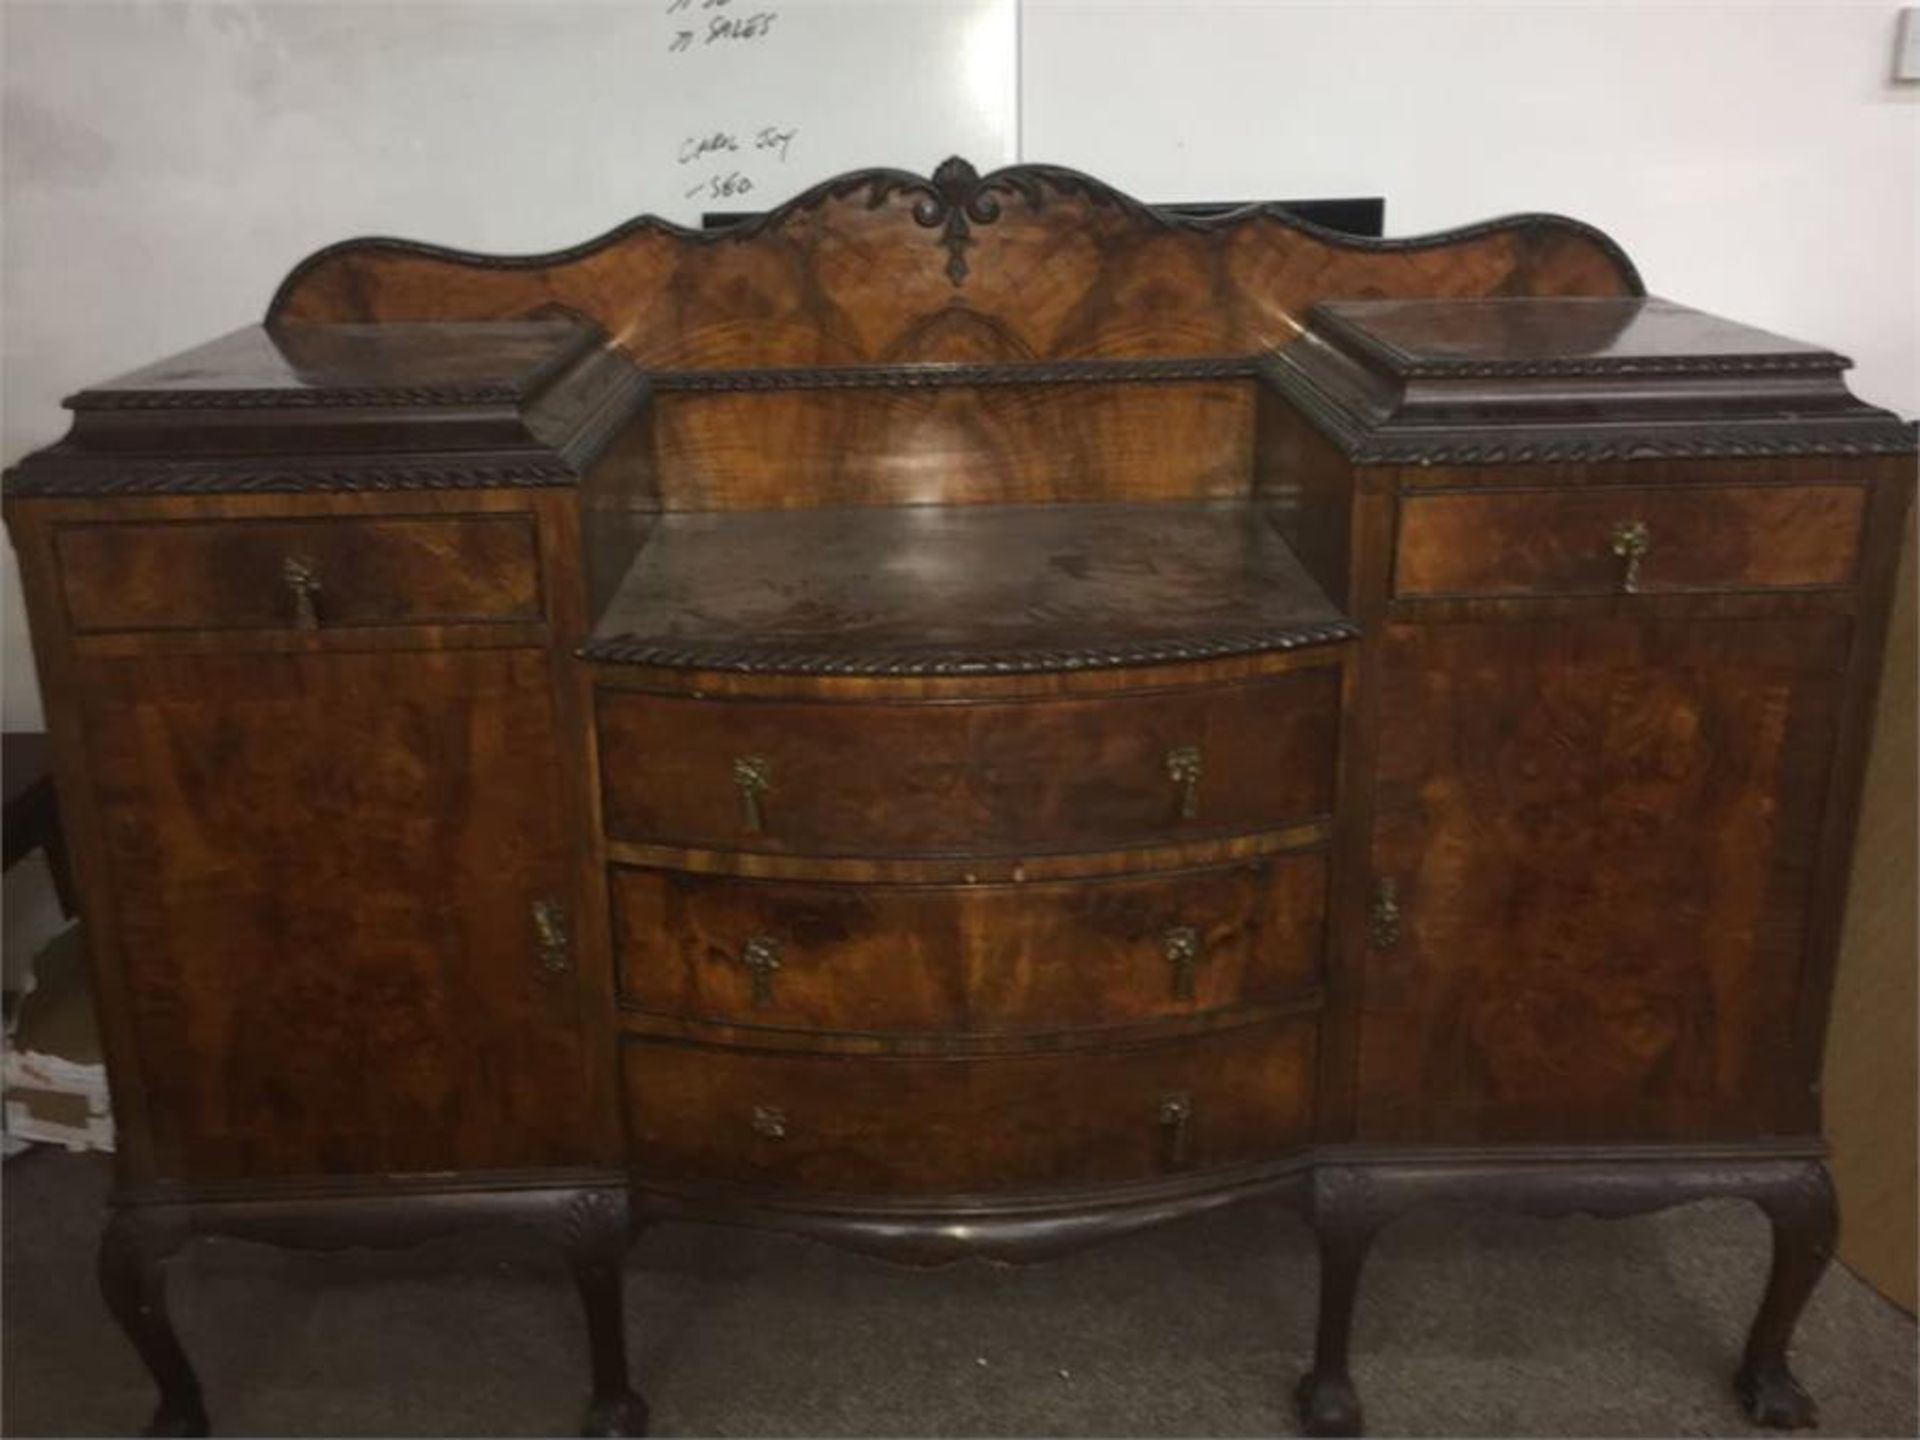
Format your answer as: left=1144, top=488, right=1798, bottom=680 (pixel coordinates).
left=611, top=852, right=1325, bottom=1034
left=98, top=1181, right=645, bottom=1439
left=82, top=647, right=596, bottom=1178
left=56, top=514, right=543, bottom=633
left=596, top=667, right=1341, bottom=857
left=585, top=500, right=1353, bottom=673
left=267, top=161, right=1642, bottom=364
left=1358, top=616, right=1847, bottom=1143
left=5, top=162, right=1915, bottom=1438
left=1394, top=483, right=1866, bottom=597
left=623, top=1017, right=1316, bottom=1194
left=1294, top=1150, right=1835, bottom=1437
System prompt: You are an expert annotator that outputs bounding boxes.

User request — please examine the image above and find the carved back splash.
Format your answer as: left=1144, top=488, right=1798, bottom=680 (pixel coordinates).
left=268, top=158, right=1644, bottom=370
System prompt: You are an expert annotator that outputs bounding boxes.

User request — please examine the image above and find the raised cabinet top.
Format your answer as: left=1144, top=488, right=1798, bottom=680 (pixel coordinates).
left=265, top=157, right=1644, bottom=367
left=5, top=318, right=648, bottom=496
left=1270, top=296, right=1917, bottom=465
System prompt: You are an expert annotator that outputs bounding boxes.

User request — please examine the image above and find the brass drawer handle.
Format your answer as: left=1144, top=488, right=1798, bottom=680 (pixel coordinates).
left=1159, top=1092, right=1193, bottom=1167
left=282, top=555, right=322, bottom=630
left=740, top=934, right=784, bottom=1007
left=1164, top=925, right=1202, bottom=1001
left=732, top=755, right=771, bottom=833
left=751, top=1104, right=787, bottom=1140
left=1165, top=744, right=1203, bottom=820
left=531, top=898, right=571, bottom=976
left=1609, top=520, right=1651, bottom=594
left=1369, top=877, right=1401, bottom=951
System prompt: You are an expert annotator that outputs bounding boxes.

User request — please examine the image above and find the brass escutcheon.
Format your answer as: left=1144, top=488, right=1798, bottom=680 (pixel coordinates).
left=741, top=934, right=784, bottom=1007
left=1158, top=1092, right=1194, bottom=1166
left=531, top=898, right=571, bottom=976
left=282, top=555, right=322, bottom=630
left=1164, top=925, right=1202, bottom=1001
left=751, top=1104, right=787, bottom=1140
left=1368, top=877, right=1402, bottom=951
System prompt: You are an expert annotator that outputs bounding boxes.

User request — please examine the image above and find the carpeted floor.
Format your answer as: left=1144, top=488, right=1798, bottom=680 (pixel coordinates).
left=3, top=1147, right=1914, bottom=1438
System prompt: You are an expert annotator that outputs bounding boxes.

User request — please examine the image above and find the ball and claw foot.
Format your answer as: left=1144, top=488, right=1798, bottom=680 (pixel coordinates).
left=140, top=1399, right=211, bottom=1439
left=1737, top=1363, right=1818, bottom=1430
left=581, top=1391, right=650, bottom=1438
left=1296, top=1370, right=1364, bottom=1438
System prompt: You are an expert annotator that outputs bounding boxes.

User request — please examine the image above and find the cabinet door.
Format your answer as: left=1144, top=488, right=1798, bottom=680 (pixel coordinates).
left=82, top=648, right=597, bottom=1179
left=1357, top=618, right=1846, bottom=1143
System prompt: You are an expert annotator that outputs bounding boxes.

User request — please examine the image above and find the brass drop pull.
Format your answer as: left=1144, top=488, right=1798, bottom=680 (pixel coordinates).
left=751, top=1104, right=787, bottom=1140
left=1609, top=520, right=1651, bottom=594
left=1165, top=744, right=1203, bottom=820
left=1164, top=925, right=1203, bottom=1001
left=740, top=934, right=784, bottom=1007
left=282, top=555, right=322, bottom=630
left=1369, top=877, right=1402, bottom=951
left=1159, top=1092, right=1194, bottom=1167
left=732, top=755, right=772, bottom=833
left=531, top=898, right=571, bottom=976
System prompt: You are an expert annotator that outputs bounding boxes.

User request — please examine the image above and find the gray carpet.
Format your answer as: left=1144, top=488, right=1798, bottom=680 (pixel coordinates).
left=3, top=1148, right=1913, bottom=1438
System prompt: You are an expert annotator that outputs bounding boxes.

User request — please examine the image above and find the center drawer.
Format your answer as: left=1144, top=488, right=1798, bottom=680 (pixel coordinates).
left=622, top=1018, right=1316, bottom=1195
left=612, top=854, right=1326, bottom=1034
left=596, top=669, right=1340, bottom=858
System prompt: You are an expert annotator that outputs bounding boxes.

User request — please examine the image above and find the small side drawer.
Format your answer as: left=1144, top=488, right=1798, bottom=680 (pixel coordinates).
left=612, top=853, right=1326, bottom=1034
left=623, top=1018, right=1316, bottom=1195
left=1394, top=484, right=1865, bottom=598
left=55, top=514, right=543, bottom=634
left=596, top=669, right=1340, bottom=858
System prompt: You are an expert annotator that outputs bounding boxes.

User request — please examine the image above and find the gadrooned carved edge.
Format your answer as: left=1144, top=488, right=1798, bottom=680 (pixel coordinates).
left=266, top=157, right=1645, bottom=319
left=4, top=457, right=580, bottom=497
left=68, top=384, right=530, bottom=412
left=1307, top=303, right=1850, bottom=380
left=580, top=621, right=1361, bottom=675
left=648, top=356, right=1262, bottom=392
left=1262, top=356, right=1920, bottom=464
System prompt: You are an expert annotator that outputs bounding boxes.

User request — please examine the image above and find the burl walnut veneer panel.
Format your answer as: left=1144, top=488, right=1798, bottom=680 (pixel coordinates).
left=1360, top=617, right=1848, bottom=1144
left=82, top=647, right=596, bottom=1179
left=623, top=1016, right=1317, bottom=1195
left=612, top=852, right=1326, bottom=1036
left=596, top=668, right=1341, bottom=859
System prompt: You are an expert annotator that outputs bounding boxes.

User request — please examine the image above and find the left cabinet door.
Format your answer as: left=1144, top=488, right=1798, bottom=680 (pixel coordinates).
left=78, top=646, right=598, bottom=1180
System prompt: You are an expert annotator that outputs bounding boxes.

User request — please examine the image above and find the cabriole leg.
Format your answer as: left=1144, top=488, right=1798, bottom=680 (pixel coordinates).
left=555, top=1189, right=649, bottom=1438
left=1296, top=1167, right=1390, bottom=1438
left=98, top=1206, right=209, bottom=1438
left=1735, top=1162, right=1837, bottom=1429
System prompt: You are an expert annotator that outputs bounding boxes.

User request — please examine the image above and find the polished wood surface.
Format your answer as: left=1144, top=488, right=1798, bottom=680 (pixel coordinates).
left=56, top=514, right=543, bottom=634
left=623, top=1017, right=1317, bottom=1195
left=266, top=161, right=1642, bottom=367
left=611, top=853, right=1325, bottom=1036
left=82, top=647, right=594, bottom=1178
left=586, top=500, right=1351, bottom=673
left=1394, top=484, right=1865, bottom=598
left=1359, top=618, right=1845, bottom=1142
left=596, top=668, right=1341, bottom=858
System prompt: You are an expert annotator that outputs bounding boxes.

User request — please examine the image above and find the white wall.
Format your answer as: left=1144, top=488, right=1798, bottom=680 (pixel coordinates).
left=4, top=0, right=1915, bottom=730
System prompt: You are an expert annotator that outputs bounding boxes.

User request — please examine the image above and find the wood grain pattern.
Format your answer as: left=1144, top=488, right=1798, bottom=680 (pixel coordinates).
left=595, top=668, right=1341, bottom=858
left=1394, top=484, right=1866, bottom=598
left=622, top=1016, right=1316, bottom=1195
left=611, top=853, right=1326, bottom=1035
left=267, top=163, right=1642, bottom=366
left=649, top=382, right=1252, bottom=510
left=81, top=647, right=596, bottom=1179
left=55, top=514, right=542, bottom=634
left=1358, top=618, right=1848, bottom=1143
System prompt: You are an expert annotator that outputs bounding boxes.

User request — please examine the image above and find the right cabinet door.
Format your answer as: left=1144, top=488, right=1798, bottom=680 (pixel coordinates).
left=1357, top=617, right=1848, bottom=1143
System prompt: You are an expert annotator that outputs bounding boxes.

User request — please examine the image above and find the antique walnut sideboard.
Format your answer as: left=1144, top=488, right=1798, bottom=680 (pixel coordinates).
left=5, top=159, right=1914, bottom=1438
